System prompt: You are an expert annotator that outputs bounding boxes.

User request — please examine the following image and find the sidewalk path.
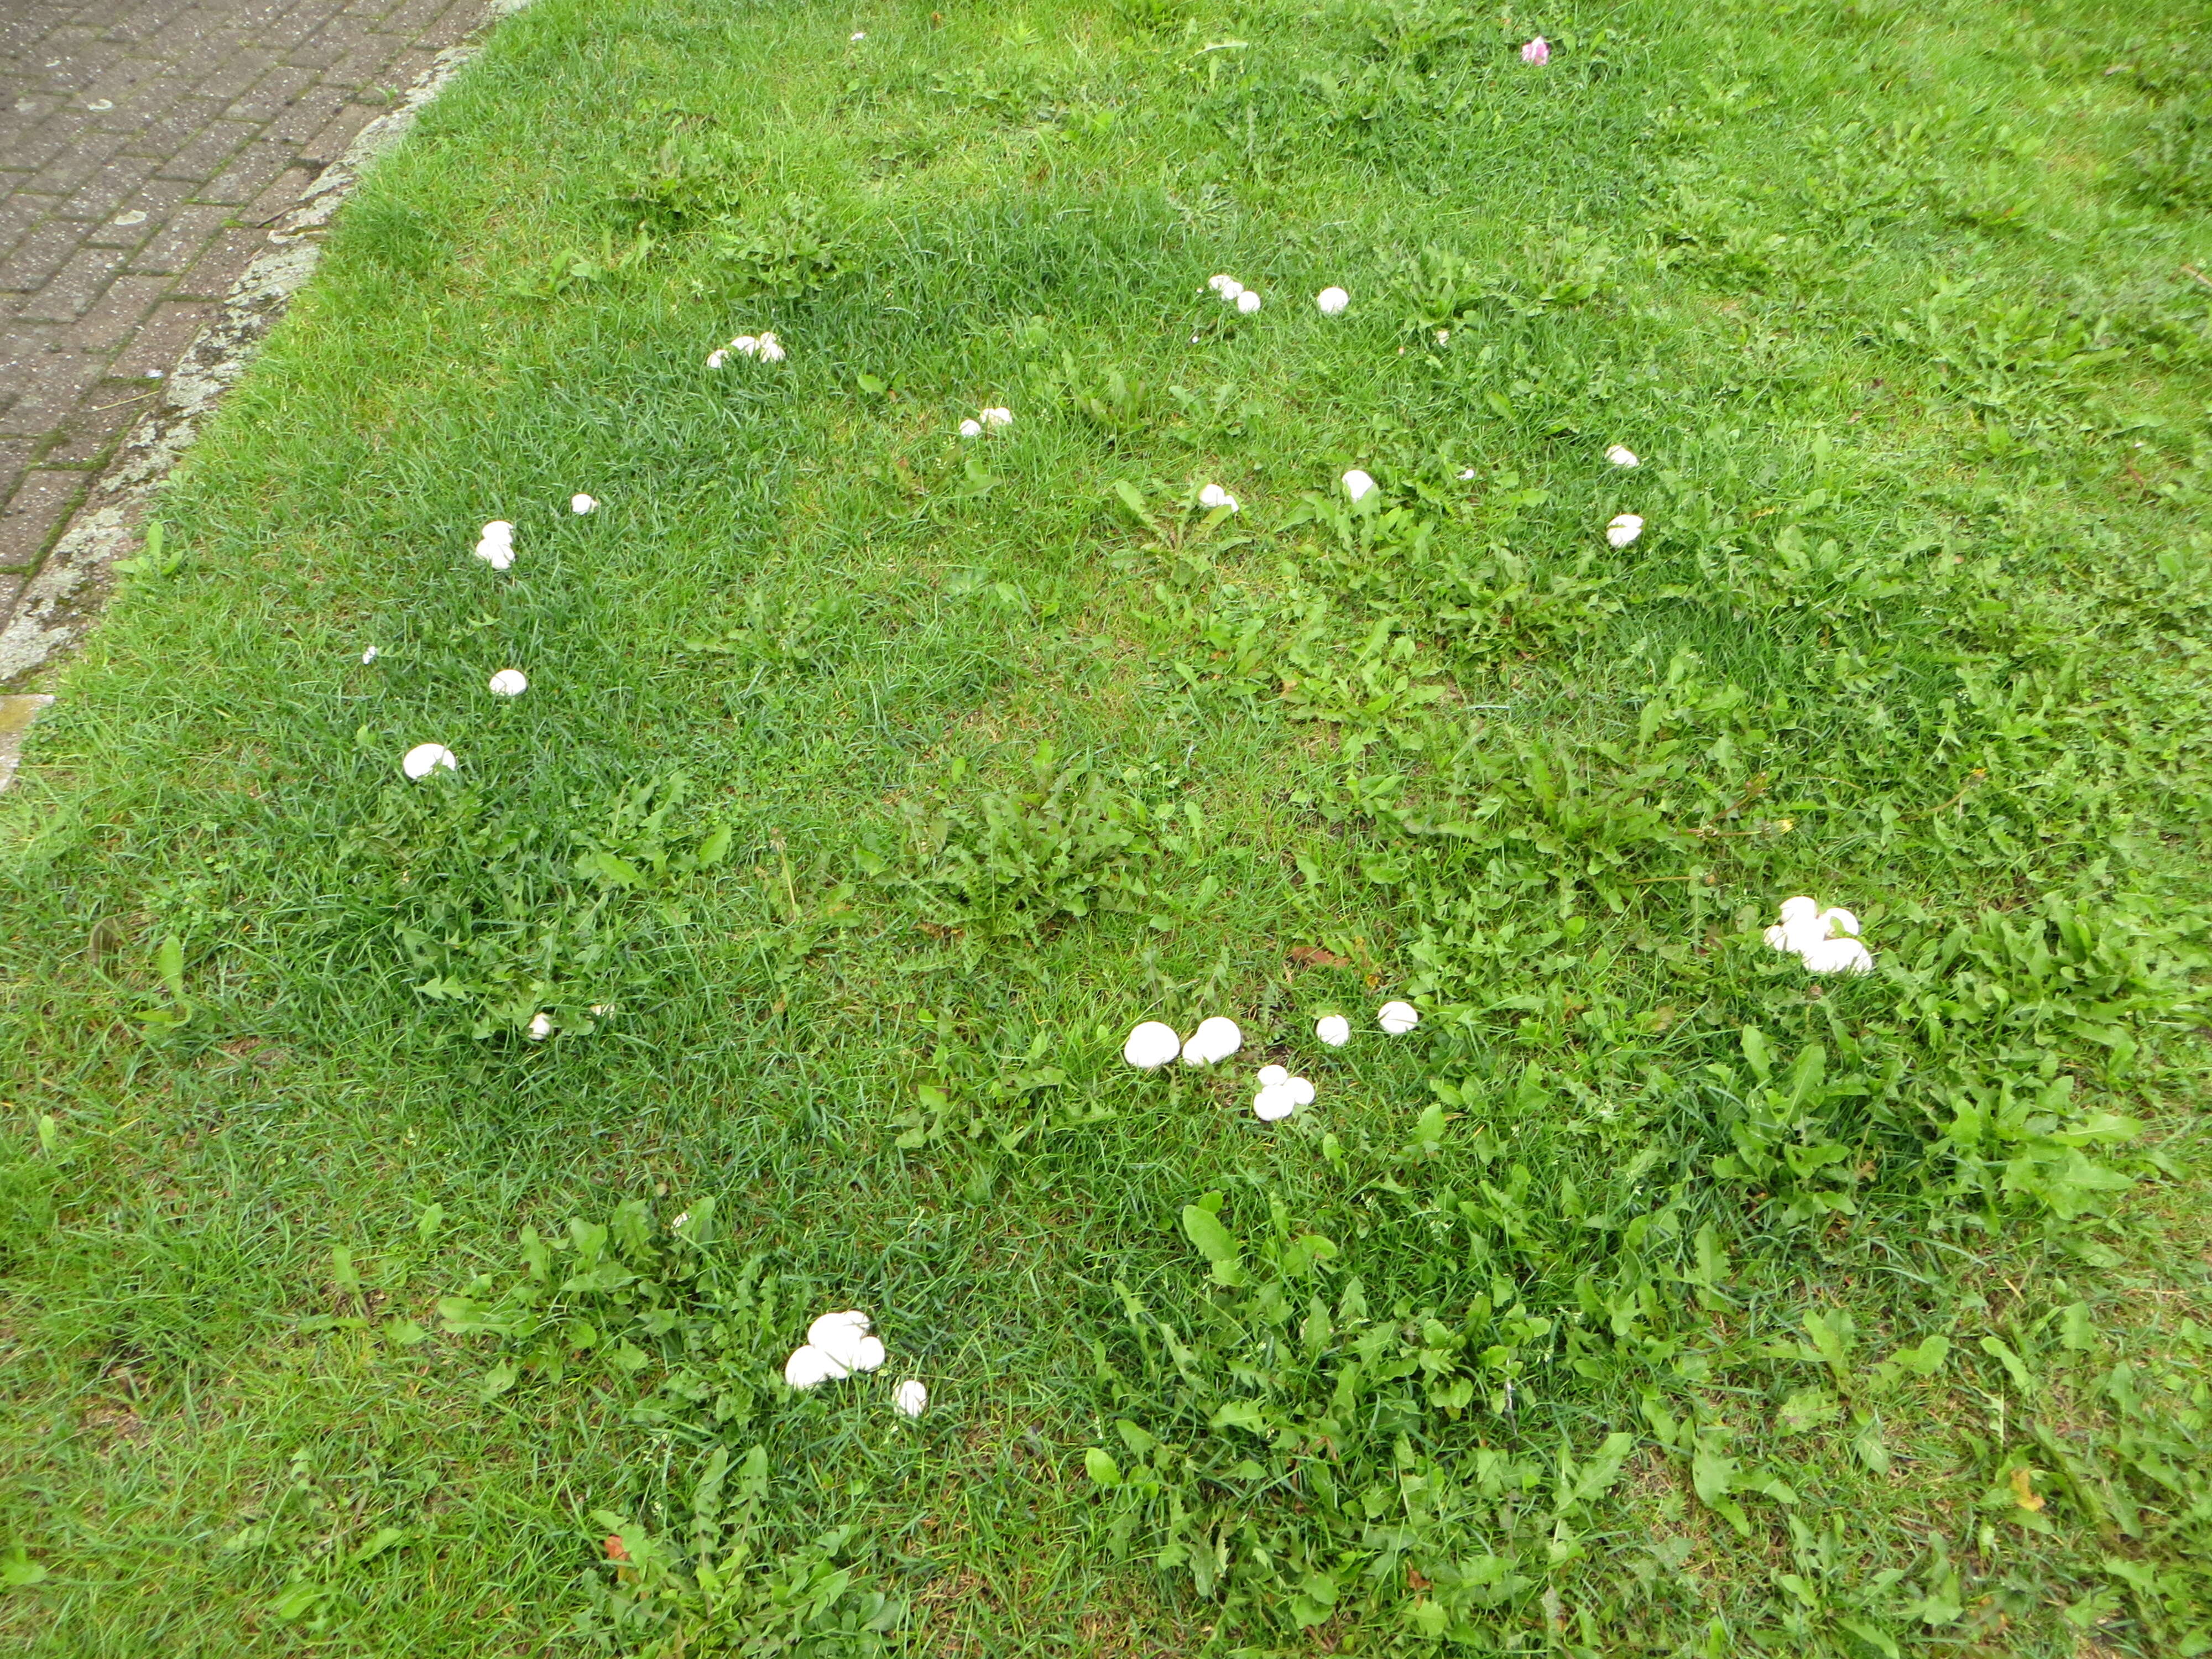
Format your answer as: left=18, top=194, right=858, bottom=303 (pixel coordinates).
left=0, top=0, right=498, bottom=681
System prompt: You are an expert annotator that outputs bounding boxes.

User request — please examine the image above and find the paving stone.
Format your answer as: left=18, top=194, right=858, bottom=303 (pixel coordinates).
left=0, top=468, right=85, bottom=567
left=1, top=0, right=515, bottom=686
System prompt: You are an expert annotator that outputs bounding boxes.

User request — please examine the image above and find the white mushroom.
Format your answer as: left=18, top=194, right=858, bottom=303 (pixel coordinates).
left=1801, top=936, right=1875, bottom=975
left=527, top=1012, right=552, bottom=1040
left=1253, top=1083, right=1298, bottom=1121
left=959, top=418, right=984, bottom=438
left=571, top=493, right=597, bottom=514
left=1315, top=286, right=1349, bottom=315
left=1606, top=513, right=1645, bottom=548
left=707, top=348, right=728, bottom=369
left=1342, top=469, right=1376, bottom=504
left=474, top=520, right=515, bottom=570
left=361, top=646, right=379, bottom=665
left=784, top=1345, right=850, bottom=1389
left=1123, top=1021, right=1182, bottom=1070
left=894, top=1379, right=927, bottom=1417
left=980, top=406, right=1013, bottom=427
left=1286, top=1076, right=1316, bottom=1107
left=1235, top=289, right=1261, bottom=315
left=402, top=743, right=456, bottom=779
left=1606, top=445, right=1640, bottom=467
left=756, top=332, right=786, bottom=363
left=487, top=668, right=528, bottom=697
left=808, top=1310, right=875, bottom=1369
left=1181, top=1016, right=1243, bottom=1066
left=851, top=30, right=866, bottom=41
left=1208, top=274, right=1243, bottom=298
left=1256, top=1064, right=1290, bottom=1088
left=1377, top=1000, right=1419, bottom=1035
left=1198, top=483, right=1239, bottom=512
left=1315, top=1014, right=1350, bottom=1047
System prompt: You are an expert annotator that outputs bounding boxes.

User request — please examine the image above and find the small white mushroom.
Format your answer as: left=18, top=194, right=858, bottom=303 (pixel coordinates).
left=527, top=1013, right=552, bottom=1040
left=1181, top=1016, right=1243, bottom=1066
left=756, top=332, right=786, bottom=363
left=1315, top=1014, right=1350, bottom=1047
left=1315, top=286, right=1349, bottom=315
left=1377, top=1000, right=1419, bottom=1035
left=707, top=348, right=728, bottom=369
left=1208, top=274, right=1243, bottom=298
left=1435, top=328, right=1450, bottom=345
left=784, top=1345, right=850, bottom=1389
left=487, top=668, right=528, bottom=697
left=1606, top=445, right=1640, bottom=468
left=1253, top=1083, right=1298, bottom=1121
left=474, top=520, right=515, bottom=570
left=1124, top=1021, right=1182, bottom=1070
left=1458, top=467, right=1477, bottom=481
left=1286, top=1076, right=1316, bottom=1107
left=959, top=418, right=984, bottom=438
left=1198, top=483, right=1239, bottom=512
left=1343, top=469, right=1376, bottom=504
left=1235, top=289, right=1261, bottom=315
left=851, top=29, right=866, bottom=40
left=361, top=646, right=379, bottom=665
left=808, top=1310, right=875, bottom=1368
left=1256, top=1064, right=1290, bottom=1088
left=402, top=743, right=456, bottom=779
left=1801, top=936, right=1875, bottom=975
left=571, top=493, right=597, bottom=514
left=980, top=406, right=1013, bottom=427
left=1606, top=513, right=1645, bottom=548
left=894, top=1379, right=928, bottom=1417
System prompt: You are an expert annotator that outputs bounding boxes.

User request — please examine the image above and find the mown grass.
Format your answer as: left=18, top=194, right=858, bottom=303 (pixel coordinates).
left=4, top=0, right=2212, bottom=1652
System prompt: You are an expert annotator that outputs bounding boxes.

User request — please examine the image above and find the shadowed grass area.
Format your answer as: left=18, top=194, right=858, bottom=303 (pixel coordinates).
left=4, top=0, right=2212, bottom=1652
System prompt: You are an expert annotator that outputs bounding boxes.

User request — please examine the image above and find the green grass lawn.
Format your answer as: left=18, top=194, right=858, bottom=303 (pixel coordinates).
left=7, top=0, right=2212, bottom=1651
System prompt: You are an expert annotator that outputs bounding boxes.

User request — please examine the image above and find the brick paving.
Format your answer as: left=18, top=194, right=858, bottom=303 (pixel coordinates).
left=0, top=0, right=494, bottom=637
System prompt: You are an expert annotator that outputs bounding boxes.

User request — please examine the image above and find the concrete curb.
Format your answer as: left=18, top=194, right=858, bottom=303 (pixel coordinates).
left=0, top=0, right=532, bottom=718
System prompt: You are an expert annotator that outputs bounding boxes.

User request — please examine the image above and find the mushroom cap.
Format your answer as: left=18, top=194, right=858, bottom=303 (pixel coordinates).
left=1606, top=513, right=1645, bottom=547
left=1182, top=1016, right=1243, bottom=1066
left=571, top=493, right=597, bottom=513
left=527, top=1013, right=552, bottom=1041
left=488, top=669, right=528, bottom=696
left=1253, top=1084, right=1298, bottom=1121
left=894, top=1379, right=927, bottom=1417
left=784, top=1345, right=850, bottom=1389
left=1818, top=906, right=1861, bottom=938
left=1343, top=469, right=1376, bottom=502
left=1286, top=1076, right=1316, bottom=1107
left=1235, top=289, right=1261, bottom=314
left=757, top=333, right=786, bottom=362
left=852, top=1334, right=887, bottom=1372
left=1198, top=483, right=1235, bottom=509
left=480, top=520, right=513, bottom=540
left=1123, top=1020, right=1182, bottom=1070
left=1378, top=999, right=1420, bottom=1035
left=1315, top=1014, right=1351, bottom=1047
left=1208, top=273, right=1242, bottom=296
left=959, top=418, right=983, bottom=437
left=1777, top=895, right=1820, bottom=924
left=1606, top=445, right=1640, bottom=467
left=1316, top=286, right=1349, bottom=314
left=1801, top=936, right=1874, bottom=975
left=980, top=406, right=1013, bottom=426
left=807, top=1310, right=873, bottom=1365
left=402, top=743, right=456, bottom=779
left=1256, top=1063, right=1290, bottom=1088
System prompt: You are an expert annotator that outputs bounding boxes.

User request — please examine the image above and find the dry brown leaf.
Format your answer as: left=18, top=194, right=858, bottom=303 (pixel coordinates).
left=2010, top=1465, right=2044, bottom=1511
left=1288, top=945, right=1351, bottom=970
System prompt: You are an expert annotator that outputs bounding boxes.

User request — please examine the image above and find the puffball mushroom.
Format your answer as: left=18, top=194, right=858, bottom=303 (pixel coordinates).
left=528, top=1013, right=552, bottom=1040
left=807, top=1311, right=880, bottom=1369
left=1605, top=513, right=1645, bottom=548
left=757, top=332, right=786, bottom=363
left=571, top=493, right=597, bottom=514
left=1316, top=1014, right=1351, bottom=1047
left=1254, top=1072, right=1316, bottom=1121
left=1378, top=999, right=1420, bottom=1035
left=851, top=29, right=866, bottom=40
left=1764, top=897, right=1873, bottom=974
left=1343, top=469, right=1377, bottom=503
left=1198, top=483, right=1239, bottom=512
left=784, top=1345, right=849, bottom=1389
left=1316, top=285, right=1350, bottom=315
left=980, top=406, right=1013, bottom=427
left=1235, top=289, right=1262, bottom=314
left=361, top=646, right=379, bottom=664
left=1257, top=1064, right=1290, bottom=1088
left=1208, top=274, right=1244, bottom=298
left=1606, top=445, right=1640, bottom=468
left=488, top=668, right=528, bottom=697
left=894, top=1379, right=928, bottom=1417
left=402, top=743, right=456, bottom=779
left=1181, top=1016, right=1243, bottom=1066
left=1124, top=1020, right=1182, bottom=1070
left=959, top=418, right=984, bottom=438
left=474, top=520, right=515, bottom=570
